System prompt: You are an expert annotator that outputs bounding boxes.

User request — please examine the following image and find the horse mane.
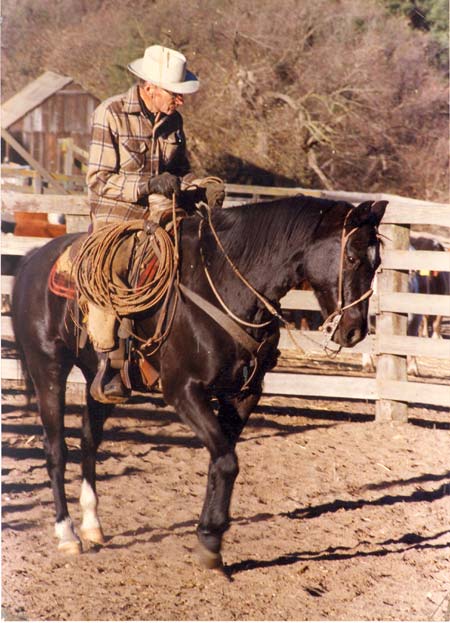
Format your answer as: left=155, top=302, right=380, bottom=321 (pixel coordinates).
left=209, top=195, right=345, bottom=273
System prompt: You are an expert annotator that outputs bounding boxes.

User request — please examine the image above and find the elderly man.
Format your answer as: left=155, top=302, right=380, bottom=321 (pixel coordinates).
left=86, top=44, right=224, bottom=403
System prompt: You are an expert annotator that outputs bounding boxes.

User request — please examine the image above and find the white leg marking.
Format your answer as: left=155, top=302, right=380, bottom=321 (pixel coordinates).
left=80, top=479, right=100, bottom=531
left=80, top=479, right=105, bottom=545
left=55, top=517, right=81, bottom=554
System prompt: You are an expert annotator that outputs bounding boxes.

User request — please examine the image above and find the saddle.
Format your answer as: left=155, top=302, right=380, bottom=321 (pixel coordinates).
left=48, top=233, right=162, bottom=301
left=48, top=228, right=171, bottom=394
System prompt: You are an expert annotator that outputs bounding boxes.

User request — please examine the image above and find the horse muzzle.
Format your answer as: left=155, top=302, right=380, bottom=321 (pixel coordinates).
left=333, top=309, right=367, bottom=347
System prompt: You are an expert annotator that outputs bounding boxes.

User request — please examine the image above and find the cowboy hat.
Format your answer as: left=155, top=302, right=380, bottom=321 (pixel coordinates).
left=128, top=45, right=199, bottom=94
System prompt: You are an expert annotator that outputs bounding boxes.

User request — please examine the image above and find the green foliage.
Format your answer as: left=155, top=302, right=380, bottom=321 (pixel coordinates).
left=381, top=0, right=449, bottom=67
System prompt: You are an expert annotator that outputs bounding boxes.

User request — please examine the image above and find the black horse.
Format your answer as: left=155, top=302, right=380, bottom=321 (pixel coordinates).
left=11, top=195, right=386, bottom=568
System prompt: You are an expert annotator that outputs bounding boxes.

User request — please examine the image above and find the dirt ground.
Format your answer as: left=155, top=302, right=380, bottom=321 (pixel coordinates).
left=2, top=351, right=450, bottom=622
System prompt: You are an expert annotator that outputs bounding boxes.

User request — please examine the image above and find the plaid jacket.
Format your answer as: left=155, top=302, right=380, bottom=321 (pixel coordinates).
left=87, top=84, right=191, bottom=221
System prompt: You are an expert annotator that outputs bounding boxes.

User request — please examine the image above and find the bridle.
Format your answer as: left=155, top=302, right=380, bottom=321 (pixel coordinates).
left=197, top=203, right=375, bottom=348
left=320, top=208, right=375, bottom=349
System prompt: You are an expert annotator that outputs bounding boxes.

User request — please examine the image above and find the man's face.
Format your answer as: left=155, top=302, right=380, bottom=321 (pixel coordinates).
left=141, top=83, right=184, bottom=115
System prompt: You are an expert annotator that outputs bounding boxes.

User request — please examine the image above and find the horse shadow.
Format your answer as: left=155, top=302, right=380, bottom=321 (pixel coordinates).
left=226, top=528, right=450, bottom=576
left=225, top=472, right=450, bottom=576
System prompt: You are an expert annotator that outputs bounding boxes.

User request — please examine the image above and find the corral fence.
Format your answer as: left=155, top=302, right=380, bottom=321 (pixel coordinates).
left=1, top=179, right=450, bottom=422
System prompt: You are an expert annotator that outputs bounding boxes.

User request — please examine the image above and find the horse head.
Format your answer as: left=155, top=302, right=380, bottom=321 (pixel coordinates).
left=304, top=200, right=387, bottom=347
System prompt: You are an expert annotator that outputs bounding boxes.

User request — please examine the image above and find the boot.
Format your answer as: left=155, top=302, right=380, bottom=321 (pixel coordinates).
left=90, top=352, right=130, bottom=404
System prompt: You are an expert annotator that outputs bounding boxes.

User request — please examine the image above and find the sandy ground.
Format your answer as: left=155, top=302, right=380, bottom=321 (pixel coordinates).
left=2, top=354, right=450, bottom=622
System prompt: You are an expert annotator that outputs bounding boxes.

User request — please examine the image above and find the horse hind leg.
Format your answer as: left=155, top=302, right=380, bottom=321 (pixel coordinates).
left=79, top=388, right=114, bottom=546
left=34, top=363, right=82, bottom=554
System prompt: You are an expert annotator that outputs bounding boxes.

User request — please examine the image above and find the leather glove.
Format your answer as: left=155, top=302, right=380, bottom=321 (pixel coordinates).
left=147, top=172, right=180, bottom=198
left=205, top=181, right=225, bottom=209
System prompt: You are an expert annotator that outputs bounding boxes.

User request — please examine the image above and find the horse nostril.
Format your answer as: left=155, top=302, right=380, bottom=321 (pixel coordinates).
left=346, top=327, right=361, bottom=345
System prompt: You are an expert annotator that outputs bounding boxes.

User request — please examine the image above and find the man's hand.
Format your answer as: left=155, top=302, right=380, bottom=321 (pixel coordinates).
left=148, top=172, right=180, bottom=198
left=205, top=181, right=225, bottom=209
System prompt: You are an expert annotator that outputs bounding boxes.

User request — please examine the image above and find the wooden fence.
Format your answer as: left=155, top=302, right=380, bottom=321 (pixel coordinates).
left=2, top=184, right=450, bottom=421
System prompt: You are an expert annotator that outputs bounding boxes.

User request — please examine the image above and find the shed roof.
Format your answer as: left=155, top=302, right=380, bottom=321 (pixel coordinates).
left=1, top=71, right=74, bottom=129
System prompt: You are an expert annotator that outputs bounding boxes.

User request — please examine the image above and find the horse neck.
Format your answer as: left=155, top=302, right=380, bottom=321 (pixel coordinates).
left=210, top=202, right=317, bottom=302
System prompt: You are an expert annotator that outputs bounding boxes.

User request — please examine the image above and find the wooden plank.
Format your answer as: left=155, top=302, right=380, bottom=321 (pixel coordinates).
left=1, top=166, right=37, bottom=178
left=1, top=183, right=36, bottom=193
left=376, top=334, right=450, bottom=359
left=382, top=250, right=450, bottom=272
left=2, top=165, right=85, bottom=185
left=1, top=234, right=52, bottom=255
left=3, top=357, right=448, bottom=408
left=1, top=358, right=86, bottom=384
left=5, top=317, right=443, bottom=361
left=1, top=128, right=70, bottom=195
left=1, top=276, right=14, bottom=295
left=278, top=328, right=374, bottom=354
left=225, top=184, right=321, bottom=198
left=2, top=316, right=14, bottom=336
left=382, top=204, right=450, bottom=227
left=263, top=372, right=377, bottom=399
left=380, top=292, right=450, bottom=316
left=280, top=290, right=320, bottom=310
left=378, top=380, right=450, bottom=408
left=1, top=190, right=89, bottom=215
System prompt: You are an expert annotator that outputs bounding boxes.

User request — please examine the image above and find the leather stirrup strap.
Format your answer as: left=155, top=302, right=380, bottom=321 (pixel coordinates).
left=178, top=283, right=260, bottom=354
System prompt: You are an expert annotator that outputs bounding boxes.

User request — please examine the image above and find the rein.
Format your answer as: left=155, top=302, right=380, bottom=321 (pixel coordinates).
left=197, top=202, right=374, bottom=355
left=198, top=203, right=282, bottom=328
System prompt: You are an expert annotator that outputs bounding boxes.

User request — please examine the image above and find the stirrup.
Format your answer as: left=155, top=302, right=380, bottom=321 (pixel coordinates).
left=90, top=354, right=130, bottom=405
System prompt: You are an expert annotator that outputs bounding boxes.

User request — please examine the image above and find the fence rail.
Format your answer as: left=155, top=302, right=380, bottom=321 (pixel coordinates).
left=2, top=186, right=449, bottom=418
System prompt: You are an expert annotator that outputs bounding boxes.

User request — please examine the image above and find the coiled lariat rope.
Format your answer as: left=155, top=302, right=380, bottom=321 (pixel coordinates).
left=73, top=220, right=176, bottom=316
left=73, top=199, right=181, bottom=354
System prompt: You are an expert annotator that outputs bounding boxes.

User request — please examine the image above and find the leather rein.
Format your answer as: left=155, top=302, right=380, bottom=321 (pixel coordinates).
left=179, top=203, right=374, bottom=364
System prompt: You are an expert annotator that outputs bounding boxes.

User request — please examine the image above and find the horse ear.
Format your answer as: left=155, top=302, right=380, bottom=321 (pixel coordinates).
left=370, top=200, right=388, bottom=225
left=349, top=200, right=388, bottom=227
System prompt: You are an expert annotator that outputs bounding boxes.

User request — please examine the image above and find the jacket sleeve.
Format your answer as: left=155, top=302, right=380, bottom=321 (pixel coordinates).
left=165, top=115, right=191, bottom=178
left=86, top=104, right=149, bottom=203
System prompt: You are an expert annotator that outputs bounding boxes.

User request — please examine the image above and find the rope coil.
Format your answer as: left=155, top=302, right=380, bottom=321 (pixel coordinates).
left=73, top=220, right=176, bottom=317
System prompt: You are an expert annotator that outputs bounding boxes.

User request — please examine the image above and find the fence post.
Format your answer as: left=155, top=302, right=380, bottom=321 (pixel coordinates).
left=63, top=138, right=74, bottom=177
left=375, top=221, right=410, bottom=422
left=32, top=173, right=43, bottom=194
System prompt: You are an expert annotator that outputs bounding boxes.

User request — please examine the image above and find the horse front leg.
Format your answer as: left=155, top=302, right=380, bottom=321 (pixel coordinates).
left=171, top=382, right=242, bottom=569
left=174, top=383, right=260, bottom=569
left=79, top=390, right=113, bottom=546
left=196, top=392, right=261, bottom=568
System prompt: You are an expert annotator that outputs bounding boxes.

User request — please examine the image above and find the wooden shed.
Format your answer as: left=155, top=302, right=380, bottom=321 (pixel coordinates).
left=1, top=71, right=100, bottom=174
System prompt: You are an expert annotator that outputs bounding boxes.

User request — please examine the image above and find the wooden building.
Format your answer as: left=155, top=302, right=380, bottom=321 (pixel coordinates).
left=1, top=71, right=100, bottom=174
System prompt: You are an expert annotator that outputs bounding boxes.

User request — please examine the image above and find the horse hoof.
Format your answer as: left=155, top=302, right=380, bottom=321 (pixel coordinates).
left=195, top=542, right=223, bottom=570
left=80, top=527, right=105, bottom=545
left=58, top=540, right=82, bottom=555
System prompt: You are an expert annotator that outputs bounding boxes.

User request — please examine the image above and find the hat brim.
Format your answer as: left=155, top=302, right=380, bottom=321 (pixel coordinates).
left=127, top=58, right=200, bottom=94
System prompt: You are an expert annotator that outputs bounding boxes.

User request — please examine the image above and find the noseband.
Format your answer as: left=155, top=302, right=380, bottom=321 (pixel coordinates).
left=320, top=208, right=374, bottom=349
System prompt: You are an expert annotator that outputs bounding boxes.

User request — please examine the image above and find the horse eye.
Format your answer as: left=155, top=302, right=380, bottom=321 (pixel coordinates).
left=347, top=255, right=357, bottom=264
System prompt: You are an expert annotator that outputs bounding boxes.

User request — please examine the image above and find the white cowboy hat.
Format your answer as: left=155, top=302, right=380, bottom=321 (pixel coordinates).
left=128, top=44, right=199, bottom=94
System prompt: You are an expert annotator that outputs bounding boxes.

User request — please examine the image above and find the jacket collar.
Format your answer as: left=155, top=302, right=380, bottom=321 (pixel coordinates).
left=122, top=83, right=177, bottom=135
left=123, top=84, right=143, bottom=114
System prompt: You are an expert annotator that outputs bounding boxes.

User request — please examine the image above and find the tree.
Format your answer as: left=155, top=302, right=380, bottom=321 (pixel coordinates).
left=1, top=0, right=448, bottom=200
left=381, top=0, right=449, bottom=68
